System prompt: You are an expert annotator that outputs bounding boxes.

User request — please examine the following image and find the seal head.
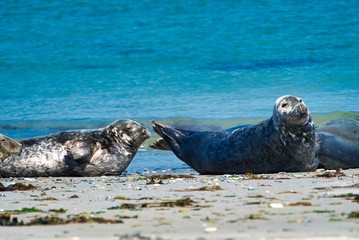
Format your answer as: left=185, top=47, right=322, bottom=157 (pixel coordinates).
left=273, top=95, right=310, bottom=128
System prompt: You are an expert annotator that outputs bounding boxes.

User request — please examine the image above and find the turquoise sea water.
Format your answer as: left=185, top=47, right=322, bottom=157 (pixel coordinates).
left=1, top=1, right=358, bottom=173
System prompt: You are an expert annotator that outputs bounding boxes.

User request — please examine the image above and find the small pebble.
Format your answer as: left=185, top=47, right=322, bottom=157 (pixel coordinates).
left=247, top=186, right=255, bottom=190
left=270, top=203, right=284, bottom=208
left=204, top=227, right=218, bottom=233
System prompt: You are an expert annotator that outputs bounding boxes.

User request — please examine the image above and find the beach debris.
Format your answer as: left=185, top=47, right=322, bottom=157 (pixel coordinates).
left=278, top=190, right=300, bottom=194
left=243, top=172, right=292, bottom=180
left=247, top=214, right=267, bottom=220
left=146, top=179, right=163, bottom=185
left=145, top=174, right=195, bottom=185
left=330, top=193, right=359, bottom=203
left=247, top=186, right=255, bottom=190
left=114, top=196, right=130, bottom=200
left=248, top=194, right=265, bottom=198
left=285, top=201, right=312, bottom=206
left=312, top=210, right=335, bottom=214
left=0, top=213, right=23, bottom=226
left=228, top=213, right=269, bottom=223
left=348, top=211, right=359, bottom=218
left=7, top=207, right=44, bottom=214
left=0, top=182, right=37, bottom=191
left=246, top=201, right=265, bottom=205
left=108, top=197, right=201, bottom=210
left=48, top=208, right=67, bottom=214
left=26, top=214, right=124, bottom=225
left=244, top=173, right=270, bottom=180
left=176, top=185, right=223, bottom=192
left=116, top=233, right=159, bottom=240
left=316, top=168, right=346, bottom=178
left=151, top=196, right=196, bottom=208
left=35, top=197, right=58, bottom=201
left=145, top=174, right=195, bottom=180
left=116, top=215, right=138, bottom=219
left=318, top=183, right=359, bottom=190
left=1, top=207, right=45, bottom=225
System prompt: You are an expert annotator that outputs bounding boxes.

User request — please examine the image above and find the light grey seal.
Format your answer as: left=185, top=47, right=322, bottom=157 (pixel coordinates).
left=0, top=120, right=150, bottom=177
left=151, top=95, right=319, bottom=174
left=315, top=119, right=359, bottom=169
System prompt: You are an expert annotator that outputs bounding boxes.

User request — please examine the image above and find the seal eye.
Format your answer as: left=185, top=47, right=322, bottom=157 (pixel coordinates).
left=281, top=103, right=288, bottom=108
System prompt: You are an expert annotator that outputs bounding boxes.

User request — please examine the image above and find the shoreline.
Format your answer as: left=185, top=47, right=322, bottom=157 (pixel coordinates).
left=1, top=169, right=359, bottom=239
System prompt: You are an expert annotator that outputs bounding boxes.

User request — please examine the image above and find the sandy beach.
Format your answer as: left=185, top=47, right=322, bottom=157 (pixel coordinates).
left=1, top=168, right=359, bottom=240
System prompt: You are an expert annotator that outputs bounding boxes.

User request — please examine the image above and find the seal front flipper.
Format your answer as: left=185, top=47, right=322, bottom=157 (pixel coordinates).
left=64, top=140, right=94, bottom=163
left=0, top=134, right=22, bottom=161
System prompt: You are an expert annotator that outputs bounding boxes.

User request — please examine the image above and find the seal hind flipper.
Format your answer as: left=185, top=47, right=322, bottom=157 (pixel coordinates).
left=0, top=134, right=22, bottom=161
left=151, top=121, right=190, bottom=156
left=149, top=138, right=171, bottom=150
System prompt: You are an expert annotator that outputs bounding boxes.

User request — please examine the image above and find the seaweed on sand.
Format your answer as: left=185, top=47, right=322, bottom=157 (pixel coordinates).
left=0, top=182, right=37, bottom=191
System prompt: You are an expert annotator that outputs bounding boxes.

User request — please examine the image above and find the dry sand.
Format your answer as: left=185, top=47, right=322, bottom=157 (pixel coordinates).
left=1, top=168, right=359, bottom=240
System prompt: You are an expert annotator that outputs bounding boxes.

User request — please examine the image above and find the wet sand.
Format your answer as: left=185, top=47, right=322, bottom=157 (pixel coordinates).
left=1, top=168, right=359, bottom=240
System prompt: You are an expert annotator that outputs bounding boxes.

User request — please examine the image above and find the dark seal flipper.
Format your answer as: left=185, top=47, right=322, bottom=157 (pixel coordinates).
left=151, top=121, right=193, bottom=157
left=149, top=138, right=171, bottom=150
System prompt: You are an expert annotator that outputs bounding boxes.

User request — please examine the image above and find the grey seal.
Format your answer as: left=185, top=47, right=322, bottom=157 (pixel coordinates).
left=315, top=119, right=359, bottom=169
left=0, top=120, right=150, bottom=177
left=151, top=95, right=319, bottom=174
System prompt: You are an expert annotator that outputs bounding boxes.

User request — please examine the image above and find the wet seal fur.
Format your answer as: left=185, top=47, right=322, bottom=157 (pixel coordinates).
left=0, top=120, right=150, bottom=177
left=315, top=119, right=359, bottom=169
left=151, top=95, right=319, bottom=174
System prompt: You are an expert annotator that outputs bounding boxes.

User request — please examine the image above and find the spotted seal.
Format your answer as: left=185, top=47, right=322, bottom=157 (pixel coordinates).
left=315, top=119, right=359, bottom=169
left=0, top=120, right=150, bottom=177
left=151, top=95, right=319, bottom=174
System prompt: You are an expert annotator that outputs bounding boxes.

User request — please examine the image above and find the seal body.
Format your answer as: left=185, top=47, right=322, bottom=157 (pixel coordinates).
left=0, top=120, right=150, bottom=177
left=152, top=96, right=318, bottom=174
left=315, top=119, right=359, bottom=169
